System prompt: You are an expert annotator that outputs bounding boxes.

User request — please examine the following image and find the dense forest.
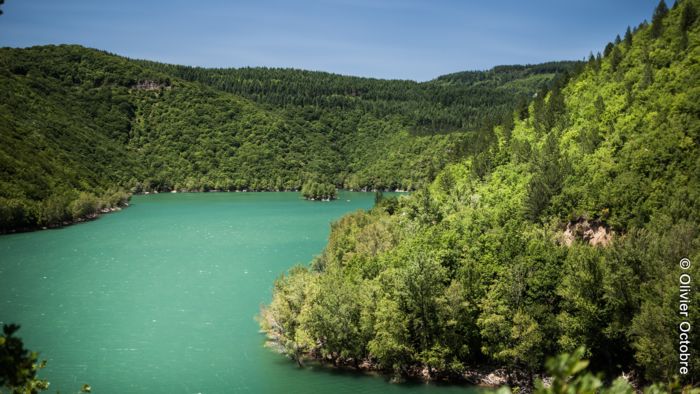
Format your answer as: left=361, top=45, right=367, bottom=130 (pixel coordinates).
left=261, top=0, right=700, bottom=390
left=137, top=59, right=579, bottom=134
left=0, top=44, right=574, bottom=232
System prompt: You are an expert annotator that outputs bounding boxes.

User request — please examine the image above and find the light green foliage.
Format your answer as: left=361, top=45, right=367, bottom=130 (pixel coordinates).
left=296, top=268, right=368, bottom=362
left=259, top=266, right=317, bottom=364
left=367, top=297, right=411, bottom=373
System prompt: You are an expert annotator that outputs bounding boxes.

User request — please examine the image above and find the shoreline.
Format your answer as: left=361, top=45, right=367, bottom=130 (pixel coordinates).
left=264, top=340, right=524, bottom=391
left=261, top=336, right=641, bottom=393
left=0, top=204, right=129, bottom=236
left=0, top=188, right=410, bottom=235
left=135, top=187, right=412, bottom=194
left=261, top=330, right=519, bottom=390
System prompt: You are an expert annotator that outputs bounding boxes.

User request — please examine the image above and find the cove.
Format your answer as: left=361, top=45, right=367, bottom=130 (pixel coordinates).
left=0, top=192, right=479, bottom=393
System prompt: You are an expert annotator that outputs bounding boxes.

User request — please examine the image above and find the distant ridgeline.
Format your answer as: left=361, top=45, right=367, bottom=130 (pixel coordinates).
left=261, top=0, right=700, bottom=388
left=0, top=43, right=576, bottom=231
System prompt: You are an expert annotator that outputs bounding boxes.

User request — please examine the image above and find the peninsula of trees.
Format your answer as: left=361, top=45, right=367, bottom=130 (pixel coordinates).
left=261, top=0, right=700, bottom=389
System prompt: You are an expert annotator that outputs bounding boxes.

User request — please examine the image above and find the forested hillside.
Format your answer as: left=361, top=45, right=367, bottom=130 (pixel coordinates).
left=0, top=45, right=573, bottom=232
left=138, top=60, right=579, bottom=134
left=261, top=0, right=700, bottom=388
left=0, top=46, right=153, bottom=231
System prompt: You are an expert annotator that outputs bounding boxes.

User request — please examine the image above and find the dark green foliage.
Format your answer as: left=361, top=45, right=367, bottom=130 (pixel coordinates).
left=681, top=1, right=698, bottom=31
left=604, top=42, right=615, bottom=57
left=374, top=192, right=399, bottom=215
left=0, top=324, right=49, bottom=393
left=139, top=60, right=579, bottom=136
left=609, top=47, right=623, bottom=71
left=624, top=26, right=633, bottom=46
left=651, top=0, right=670, bottom=37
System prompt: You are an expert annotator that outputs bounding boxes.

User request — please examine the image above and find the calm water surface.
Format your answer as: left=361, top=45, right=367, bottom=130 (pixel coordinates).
left=0, top=192, right=479, bottom=393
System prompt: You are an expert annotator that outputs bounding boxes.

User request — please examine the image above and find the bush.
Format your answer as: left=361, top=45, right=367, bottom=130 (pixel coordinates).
left=69, top=192, right=99, bottom=220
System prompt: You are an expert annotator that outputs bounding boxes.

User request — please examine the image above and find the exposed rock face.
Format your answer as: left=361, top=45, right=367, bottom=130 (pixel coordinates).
left=561, top=217, right=612, bottom=247
left=133, top=80, right=167, bottom=91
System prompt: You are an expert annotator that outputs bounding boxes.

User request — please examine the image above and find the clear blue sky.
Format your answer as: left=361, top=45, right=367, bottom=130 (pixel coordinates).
left=0, top=0, right=661, bottom=81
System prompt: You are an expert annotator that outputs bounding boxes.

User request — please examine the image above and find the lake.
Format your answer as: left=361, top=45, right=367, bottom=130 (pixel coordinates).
left=0, top=192, right=479, bottom=393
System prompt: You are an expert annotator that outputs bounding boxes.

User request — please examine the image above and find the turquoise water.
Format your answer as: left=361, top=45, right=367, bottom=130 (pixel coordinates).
left=0, top=192, right=478, bottom=393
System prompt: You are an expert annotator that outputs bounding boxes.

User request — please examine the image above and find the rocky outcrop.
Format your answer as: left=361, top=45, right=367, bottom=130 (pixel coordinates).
left=560, top=217, right=612, bottom=247
left=132, top=80, right=168, bottom=91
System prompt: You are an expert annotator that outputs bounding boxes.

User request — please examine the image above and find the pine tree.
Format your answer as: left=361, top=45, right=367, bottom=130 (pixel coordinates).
left=651, top=0, right=669, bottom=38
left=593, top=52, right=602, bottom=72
left=610, top=47, right=623, bottom=72
left=525, top=133, right=567, bottom=222
left=603, top=42, right=615, bottom=57
left=624, top=26, right=633, bottom=46
left=680, top=1, right=697, bottom=31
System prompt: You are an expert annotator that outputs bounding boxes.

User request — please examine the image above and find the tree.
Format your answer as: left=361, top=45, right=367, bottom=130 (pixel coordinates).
left=301, top=181, right=337, bottom=201
left=0, top=324, right=50, bottom=393
left=434, top=280, right=479, bottom=368
left=297, top=269, right=367, bottom=365
left=533, top=348, right=700, bottom=394
left=603, top=42, right=615, bottom=57
left=624, top=26, right=633, bottom=46
left=680, top=1, right=697, bottom=31
left=259, top=266, right=315, bottom=366
left=367, top=298, right=412, bottom=374
left=651, top=0, right=669, bottom=37
left=609, top=46, right=622, bottom=71
left=478, top=297, right=544, bottom=374
left=524, top=133, right=567, bottom=222
left=401, top=251, right=447, bottom=354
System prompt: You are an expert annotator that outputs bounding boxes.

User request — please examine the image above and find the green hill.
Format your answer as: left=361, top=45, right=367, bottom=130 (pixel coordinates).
left=0, top=45, right=574, bottom=231
left=261, top=0, right=700, bottom=386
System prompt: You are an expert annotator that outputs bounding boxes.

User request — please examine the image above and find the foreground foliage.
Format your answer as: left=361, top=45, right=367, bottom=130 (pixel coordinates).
left=262, top=0, right=700, bottom=388
left=0, top=324, right=93, bottom=394
left=0, top=324, right=49, bottom=393
left=509, top=348, right=699, bottom=394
